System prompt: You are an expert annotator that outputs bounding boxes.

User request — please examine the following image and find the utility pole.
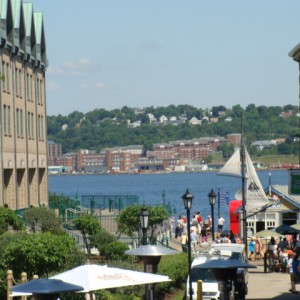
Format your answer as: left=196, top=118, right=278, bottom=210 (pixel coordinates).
left=241, top=115, right=248, bottom=254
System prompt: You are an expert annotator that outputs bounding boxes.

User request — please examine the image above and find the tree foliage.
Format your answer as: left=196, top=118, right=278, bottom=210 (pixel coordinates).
left=74, top=214, right=101, bottom=255
left=22, top=206, right=62, bottom=233
left=0, top=232, right=85, bottom=278
left=47, top=104, right=300, bottom=158
left=116, top=205, right=168, bottom=243
left=101, top=241, right=129, bottom=261
left=89, top=228, right=116, bottom=256
left=0, top=207, right=24, bottom=234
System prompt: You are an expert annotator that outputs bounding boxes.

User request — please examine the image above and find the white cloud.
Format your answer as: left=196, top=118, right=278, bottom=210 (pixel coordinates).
left=95, top=82, right=109, bottom=89
left=47, top=66, right=63, bottom=75
left=46, top=80, right=61, bottom=91
left=78, top=57, right=90, bottom=66
left=64, top=57, right=91, bottom=70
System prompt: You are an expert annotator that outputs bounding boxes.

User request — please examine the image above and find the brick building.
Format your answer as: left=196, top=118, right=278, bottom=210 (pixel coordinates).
left=76, top=149, right=107, bottom=173
left=227, top=133, right=242, bottom=146
left=0, top=1, right=48, bottom=209
left=47, top=140, right=62, bottom=166
left=151, top=137, right=226, bottom=162
left=106, top=145, right=143, bottom=172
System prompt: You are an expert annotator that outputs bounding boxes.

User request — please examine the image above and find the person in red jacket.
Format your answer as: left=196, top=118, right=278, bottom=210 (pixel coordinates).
left=196, top=211, right=203, bottom=226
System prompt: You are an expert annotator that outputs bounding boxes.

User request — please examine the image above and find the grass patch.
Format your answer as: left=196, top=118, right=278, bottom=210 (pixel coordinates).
left=252, top=155, right=299, bottom=167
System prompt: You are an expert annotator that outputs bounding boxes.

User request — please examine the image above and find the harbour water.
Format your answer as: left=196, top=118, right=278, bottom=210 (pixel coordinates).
left=48, top=170, right=288, bottom=224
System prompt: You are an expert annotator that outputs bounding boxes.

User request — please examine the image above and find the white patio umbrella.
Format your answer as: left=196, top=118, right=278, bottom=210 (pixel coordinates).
left=255, top=229, right=284, bottom=238
left=50, top=264, right=171, bottom=292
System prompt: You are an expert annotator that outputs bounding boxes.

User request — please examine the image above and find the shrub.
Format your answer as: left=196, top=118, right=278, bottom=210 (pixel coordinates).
left=156, top=252, right=188, bottom=296
left=102, top=241, right=129, bottom=261
left=90, top=228, right=116, bottom=256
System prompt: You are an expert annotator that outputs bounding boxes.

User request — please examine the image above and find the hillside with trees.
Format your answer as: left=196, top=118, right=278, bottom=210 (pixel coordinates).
left=47, top=104, right=299, bottom=159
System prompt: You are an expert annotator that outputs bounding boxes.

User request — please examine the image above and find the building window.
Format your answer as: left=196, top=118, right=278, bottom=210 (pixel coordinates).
left=3, top=105, right=11, bottom=136
left=15, top=68, right=18, bottom=96
left=26, top=73, right=33, bottom=101
left=27, top=112, right=34, bottom=139
left=37, top=114, right=44, bottom=141
left=16, top=108, right=24, bottom=138
left=40, top=79, right=43, bottom=105
left=15, top=68, right=22, bottom=97
left=266, top=221, right=275, bottom=229
left=2, top=61, right=10, bottom=92
left=36, top=78, right=44, bottom=106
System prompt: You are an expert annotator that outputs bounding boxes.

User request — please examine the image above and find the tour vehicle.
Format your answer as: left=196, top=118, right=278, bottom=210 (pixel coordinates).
left=186, top=243, right=248, bottom=300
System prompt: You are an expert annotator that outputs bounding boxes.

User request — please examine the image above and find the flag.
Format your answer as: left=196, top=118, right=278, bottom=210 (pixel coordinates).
left=219, top=192, right=229, bottom=205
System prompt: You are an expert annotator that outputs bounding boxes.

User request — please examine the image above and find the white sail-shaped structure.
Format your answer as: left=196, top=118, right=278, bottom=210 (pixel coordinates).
left=218, top=148, right=241, bottom=177
left=219, top=147, right=271, bottom=214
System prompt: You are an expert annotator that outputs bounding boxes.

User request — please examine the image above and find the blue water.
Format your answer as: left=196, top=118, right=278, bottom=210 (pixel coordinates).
left=48, top=170, right=288, bottom=224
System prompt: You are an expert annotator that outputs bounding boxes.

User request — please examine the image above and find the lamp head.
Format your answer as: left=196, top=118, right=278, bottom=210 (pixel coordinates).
left=208, top=189, right=216, bottom=206
left=182, top=189, right=193, bottom=210
left=139, top=207, right=149, bottom=229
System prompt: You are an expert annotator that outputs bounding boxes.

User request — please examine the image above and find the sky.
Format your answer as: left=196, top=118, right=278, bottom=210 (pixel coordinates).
left=30, top=1, right=300, bottom=116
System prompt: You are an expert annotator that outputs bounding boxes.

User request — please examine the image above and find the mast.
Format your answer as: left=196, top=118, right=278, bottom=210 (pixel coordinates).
left=241, top=115, right=247, bottom=251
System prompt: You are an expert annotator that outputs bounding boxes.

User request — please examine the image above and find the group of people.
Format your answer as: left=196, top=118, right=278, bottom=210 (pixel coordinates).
left=264, top=236, right=300, bottom=294
left=172, top=214, right=300, bottom=294
left=172, top=212, right=231, bottom=254
left=174, top=212, right=226, bottom=238
left=248, top=237, right=264, bottom=261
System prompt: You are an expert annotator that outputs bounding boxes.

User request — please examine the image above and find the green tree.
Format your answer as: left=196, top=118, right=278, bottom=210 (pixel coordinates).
left=22, top=206, right=62, bottom=233
left=0, top=207, right=24, bottom=234
left=46, top=104, right=300, bottom=160
left=89, top=228, right=116, bottom=256
left=101, top=241, right=129, bottom=261
left=0, top=232, right=85, bottom=278
left=218, top=142, right=234, bottom=160
left=74, top=214, right=101, bottom=255
left=116, top=205, right=168, bottom=244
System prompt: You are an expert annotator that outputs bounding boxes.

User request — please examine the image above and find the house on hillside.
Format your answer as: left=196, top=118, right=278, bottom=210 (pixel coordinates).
left=189, top=117, right=201, bottom=125
left=251, top=140, right=276, bottom=151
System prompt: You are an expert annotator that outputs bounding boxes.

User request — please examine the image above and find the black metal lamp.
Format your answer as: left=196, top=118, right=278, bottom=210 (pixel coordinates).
left=182, top=189, right=193, bottom=300
left=140, top=207, right=149, bottom=246
left=182, top=189, right=193, bottom=210
left=208, top=189, right=216, bottom=241
left=139, top=207, right=150, bottom=299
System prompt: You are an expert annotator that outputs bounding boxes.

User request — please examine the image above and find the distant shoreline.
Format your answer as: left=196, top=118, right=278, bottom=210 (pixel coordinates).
left=48, top=167, right=292, bottom=176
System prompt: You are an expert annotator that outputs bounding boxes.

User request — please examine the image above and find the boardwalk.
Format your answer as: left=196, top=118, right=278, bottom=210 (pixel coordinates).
left=247, top=264, right=298, bottom=300
left=167, top=239, right=298, bottom=300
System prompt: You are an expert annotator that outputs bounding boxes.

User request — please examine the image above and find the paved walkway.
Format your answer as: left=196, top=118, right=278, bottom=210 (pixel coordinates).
left=167, top=239, right=298, bottom=299
left=247, top=264, right=298, bottom=299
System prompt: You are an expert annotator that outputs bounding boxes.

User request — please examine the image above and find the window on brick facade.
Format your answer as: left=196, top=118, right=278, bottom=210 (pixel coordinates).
left=27, top=112, right=34, bottom=139
left=16, top=108, right=24, bottom=138
left=3, top=105, right=11, bottom=135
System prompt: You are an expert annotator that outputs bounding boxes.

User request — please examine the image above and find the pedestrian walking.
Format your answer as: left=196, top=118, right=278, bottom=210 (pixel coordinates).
left=175, top=215, right=183, bottom=239
left=190, top=228, right=198, bottom=255
left=217, top=215, right=225, bottom=233
left=249, top=238, right=256, bottom=261
left=255, top=237, right=263, bottom=260
left=288, top=252, right=300, bottom=294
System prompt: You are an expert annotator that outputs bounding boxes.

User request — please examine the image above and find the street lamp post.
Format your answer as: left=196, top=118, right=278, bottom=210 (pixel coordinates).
left=208, top=189, right=216, bottom=242
left=140, top=207, right=150, bottom=300
left=182, top=189, right=193, bottom=300
left=140, top=207, right=149, bottom=246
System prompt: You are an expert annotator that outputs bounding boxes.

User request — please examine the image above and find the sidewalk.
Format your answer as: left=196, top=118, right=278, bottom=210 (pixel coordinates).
left=167, top=238, right=299, bottom=299
left=247, top=265, right=299, bottom=299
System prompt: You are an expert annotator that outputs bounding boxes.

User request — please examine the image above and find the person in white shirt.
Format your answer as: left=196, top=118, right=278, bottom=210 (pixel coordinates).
left=217, top=215, right=225, bottom=233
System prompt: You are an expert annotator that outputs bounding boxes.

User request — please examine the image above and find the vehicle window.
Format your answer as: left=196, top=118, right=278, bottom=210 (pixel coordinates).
left=191, top=268, right=216, bottom=282
left=230, top=252, right=242, bottom=260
